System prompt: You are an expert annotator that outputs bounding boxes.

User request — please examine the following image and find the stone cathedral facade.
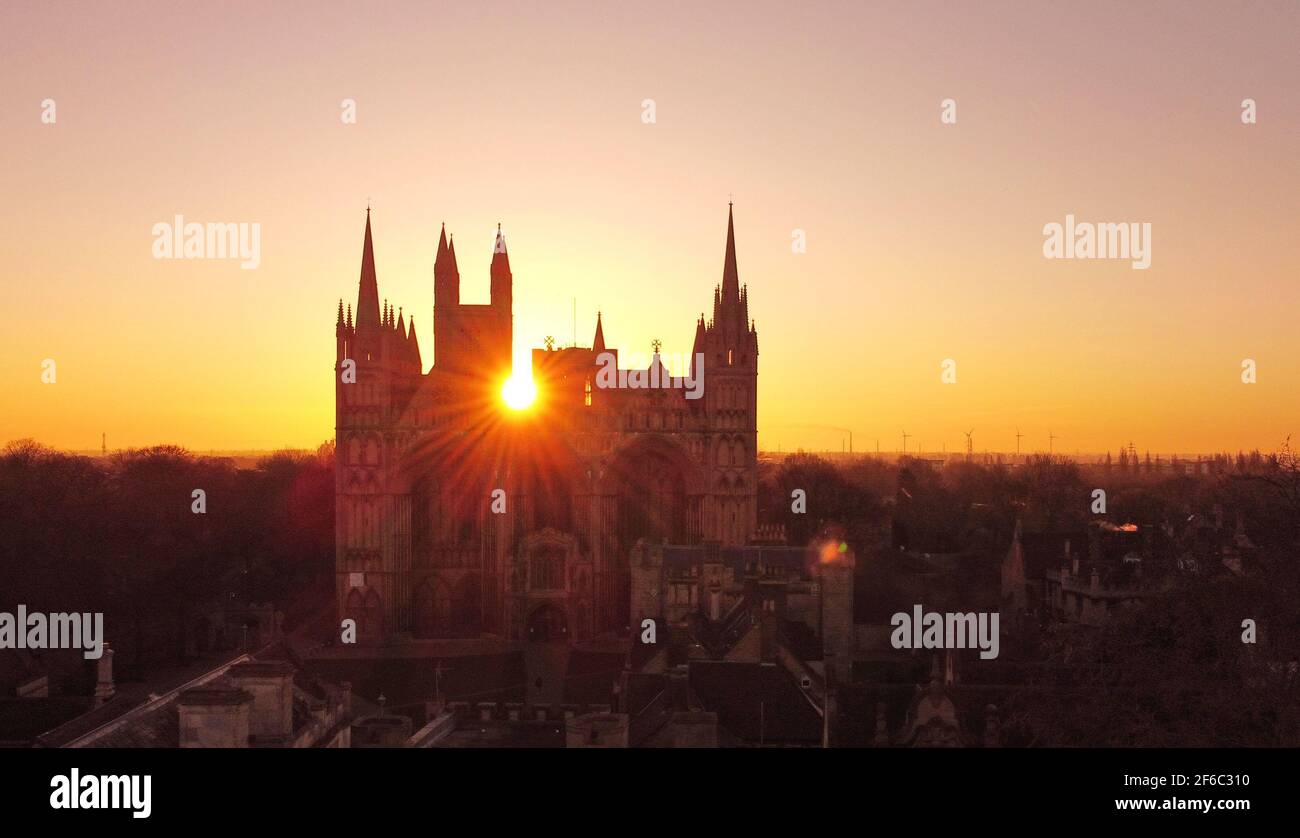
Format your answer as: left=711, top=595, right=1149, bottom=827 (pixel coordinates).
left=334, top=207, right=759, bottom=645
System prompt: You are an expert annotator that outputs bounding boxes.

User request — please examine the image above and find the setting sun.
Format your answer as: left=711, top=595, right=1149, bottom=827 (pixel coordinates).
left=501, top=374, right=538, bottom=411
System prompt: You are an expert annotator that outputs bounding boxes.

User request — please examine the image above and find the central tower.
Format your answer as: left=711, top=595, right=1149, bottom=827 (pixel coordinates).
left=432, top=224, right=513, bottom=385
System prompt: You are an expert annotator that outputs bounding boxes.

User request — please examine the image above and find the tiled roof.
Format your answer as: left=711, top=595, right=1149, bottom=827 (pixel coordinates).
left=59, top=645, right=351, bottom=748
left=688, top=661, right=822, bottom=743
left=661, top=544, right=810, bottom=573
left=563, top=651, right=623, bottom=705
left=0, top=697, right=93, bottom=744
left=302, top=652, right=526, bottom=724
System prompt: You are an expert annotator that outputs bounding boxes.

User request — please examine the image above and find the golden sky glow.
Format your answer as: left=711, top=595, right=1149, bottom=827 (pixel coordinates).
left=3, top=2, right=1298, bottom=454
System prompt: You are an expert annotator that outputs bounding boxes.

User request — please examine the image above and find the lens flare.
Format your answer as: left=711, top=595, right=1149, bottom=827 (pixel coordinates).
left=501, top=375, right=537, bottom=411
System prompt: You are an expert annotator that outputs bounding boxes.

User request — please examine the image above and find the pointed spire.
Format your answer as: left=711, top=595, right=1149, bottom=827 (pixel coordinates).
left=396, top=307, right=405, bottom=334
left=356, top=209, right=381, bottom=328
left=408, top=315, right=420, bottom=360
left=691, top=313, right=705, bottom=372
left=346, top=303, right=352, bottom=329
left=434, top=223, right=459, bottom=309
left=592, top=311, right=605, bottom=353
left=436, top=223, right=448, bottom=262
left=448, top=234, right=459, bottom=273
left=337, top=298, right=344, bottom=326
left=490, top=222, right=512, bottom=295
left=721, top=202, right=740, bottom=303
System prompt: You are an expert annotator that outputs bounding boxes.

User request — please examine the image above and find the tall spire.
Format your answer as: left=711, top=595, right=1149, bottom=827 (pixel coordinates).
left=721, top=202, right=740, bottom=304
left=436, top=223, right=448, bottom=262
left=592, top=311, right=605, bottom=353
left=356, top=208, right=381, bottom=329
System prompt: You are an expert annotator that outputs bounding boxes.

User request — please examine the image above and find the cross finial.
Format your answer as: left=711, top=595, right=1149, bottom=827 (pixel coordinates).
left=728, top=192, right=733, bottom=208
left=651, top=338, right=662, bottom=353
left=366, top=197, right=371, bottom=214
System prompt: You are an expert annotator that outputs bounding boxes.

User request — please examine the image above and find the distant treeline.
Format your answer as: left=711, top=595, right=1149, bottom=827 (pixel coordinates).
left=758, top=448, right=1300, bottom=554
left=0, top=440, right=334, bottom=679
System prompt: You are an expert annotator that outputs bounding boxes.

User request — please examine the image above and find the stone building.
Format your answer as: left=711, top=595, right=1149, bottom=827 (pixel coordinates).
left=334, top=206, right=759, bottom=645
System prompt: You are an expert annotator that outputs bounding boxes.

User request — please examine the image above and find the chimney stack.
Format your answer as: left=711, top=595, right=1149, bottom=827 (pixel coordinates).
left=229, top=661, right=296, bottom=745
left=93, top=643, right=115, bottom=706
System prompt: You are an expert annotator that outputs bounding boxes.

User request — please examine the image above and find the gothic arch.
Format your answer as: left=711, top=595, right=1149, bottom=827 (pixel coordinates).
left=363, top=589, right=383, bottom=639
left=716, top=436, right=731, bottom=467
left=526, top=603, right=568, bottom=643
left=604, top=435, right=701, bottom=546
left=345, top=587, right=384, bottom=643
left=413, top=577, right=452, bottom=638
left=452, top=573, right=481, bottom=634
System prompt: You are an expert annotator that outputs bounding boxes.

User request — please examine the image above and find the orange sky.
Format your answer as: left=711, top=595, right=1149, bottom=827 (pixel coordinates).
left=3, top=1, right=1298, bottom=455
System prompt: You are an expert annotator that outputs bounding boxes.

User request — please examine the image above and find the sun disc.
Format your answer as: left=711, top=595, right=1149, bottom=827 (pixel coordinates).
left=501, top=375, right=537, bottom=410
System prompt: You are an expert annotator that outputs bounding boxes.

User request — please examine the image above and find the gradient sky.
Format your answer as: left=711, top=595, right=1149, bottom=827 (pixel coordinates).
left=3, top=1, right=1297, bottom=454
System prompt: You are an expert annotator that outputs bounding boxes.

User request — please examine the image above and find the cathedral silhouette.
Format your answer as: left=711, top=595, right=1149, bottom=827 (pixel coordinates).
left=334, top=206, right=759, bottom=644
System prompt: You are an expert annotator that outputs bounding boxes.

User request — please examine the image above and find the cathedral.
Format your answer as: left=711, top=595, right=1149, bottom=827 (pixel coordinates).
left=334, top=207, right=759, bottom=645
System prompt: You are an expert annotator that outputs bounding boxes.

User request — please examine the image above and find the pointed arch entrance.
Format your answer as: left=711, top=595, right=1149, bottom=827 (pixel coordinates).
left=526, top=603, right=568, bottom=643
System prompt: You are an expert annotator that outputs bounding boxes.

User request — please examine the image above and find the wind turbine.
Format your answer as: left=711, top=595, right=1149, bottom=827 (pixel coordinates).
left=901, top=430, right=911, bottom=454
left=1049, top=431, right=1058, bottom=455
left=1015, top=428, right=1024, bottom=456
left=965, top=429, right=974, bottom=459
